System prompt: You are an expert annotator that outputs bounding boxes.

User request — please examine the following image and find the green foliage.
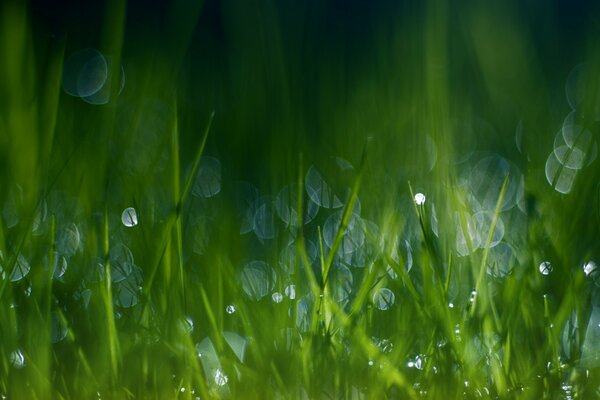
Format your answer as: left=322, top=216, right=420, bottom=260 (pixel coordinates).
left=1, top=0, right=600, bottom=398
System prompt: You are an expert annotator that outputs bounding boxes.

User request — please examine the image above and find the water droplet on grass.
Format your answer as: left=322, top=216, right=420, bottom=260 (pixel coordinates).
left=214, top=369, right=228, bottom=386
left=285, top=284, right=296, bottom=299
left=272, top=292, right=283, bottom=303
left=414, top=193, right=426, bottom=205
left=583, top=261, right=598, bottom=276
left=226, top=305, right=236, bottom=314
left=121, top=207, right=138, bottom=227
left=539, top=261, right=552, bottom=275
left=179, top=316, right=194, bottom=333
left=469, top=290, right=477, bottom=303
left=10, top=349, right=25, bottom=369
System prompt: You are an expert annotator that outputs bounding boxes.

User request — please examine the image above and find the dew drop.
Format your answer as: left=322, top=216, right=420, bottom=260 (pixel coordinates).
left=10, top=349, right=25, bottom=369
left=539, top=261, right=552, bottom=276
left=414, top=193, right=426, bottom=206
left=583, top=260, right=597, bottom=276
left=285, top=284, right=296, bottom=300
left=214, top=369, right=228, bottom=386
left=272, top=292, right=283, bottom=303
left=121, top=207, right=138, bottom=227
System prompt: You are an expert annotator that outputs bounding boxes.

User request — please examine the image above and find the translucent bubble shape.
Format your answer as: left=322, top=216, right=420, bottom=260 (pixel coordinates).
left=554, top=123, right=597, bottom=168
left=323, top=211, right=365, bottom=255
left=223, top=331, right=247, bottom=362
left=196, top=337, right=230, bottom=396
left=272, top=292, right=284, bottom=303
left=470, top=155, right=524, bottom=212
left=114, top=265, right=143, bottom=308
left=486, top=242, right=516, bottom=278
left=192, top=157, right=222, bottom=198
left=240, top=261, right=276, bottom=301
left=581, top=307, right=600, bottom=368
left=62, top=48, right=108, bottom=98
left=545, top=151, right=578, bottom=194
left=51, top=311, right=68, bottom=343
left=109, top=243, right=135, bottom=283
left=472, top=211, right=504, bottom=248
left=329, top=263, right=354, bottom=303
left=373, top=287, right=395, bottom=310
left=56, top=223, right=81, bottom=257
left=278, top=240, right=317, bottom=275
left=275, top=184, right=319, bottom=228
left=285, top=284, right=296, bottom=299
left=455, top=212, right=481, bottom=257
left=0, top=253, right=31, bottom=282
left=295, top=295, right=313, bottom=331
left=252, top=197, right=278, bottom=240
left=49, top=252, right=68, bottom=280
left=305, top=166, right=342, bottom=209
left=81, top=56, right=125, bottom=105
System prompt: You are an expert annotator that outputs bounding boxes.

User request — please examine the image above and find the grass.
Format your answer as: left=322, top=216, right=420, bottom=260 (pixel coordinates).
left=1, top=0, right=600, bottom=398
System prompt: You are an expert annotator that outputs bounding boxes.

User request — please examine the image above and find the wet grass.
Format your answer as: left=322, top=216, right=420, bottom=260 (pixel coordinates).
left=1, top=0, right=600, bottom=399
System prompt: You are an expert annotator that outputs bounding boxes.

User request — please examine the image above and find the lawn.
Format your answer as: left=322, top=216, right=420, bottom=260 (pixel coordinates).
left=1, top=0, right=600, bottom=398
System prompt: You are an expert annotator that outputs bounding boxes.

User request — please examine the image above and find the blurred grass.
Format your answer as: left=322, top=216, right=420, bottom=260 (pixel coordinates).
left=1, top=0, right=600, bottom=398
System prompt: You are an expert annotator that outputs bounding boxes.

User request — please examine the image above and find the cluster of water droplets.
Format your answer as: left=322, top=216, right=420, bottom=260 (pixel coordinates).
left=545, top=64, right=599, bottom=194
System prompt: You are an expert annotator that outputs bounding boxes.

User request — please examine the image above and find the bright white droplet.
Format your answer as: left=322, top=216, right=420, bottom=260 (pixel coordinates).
left=226, top=305, right=236, bottom=314
left=272, top=292, right=283, bottom=303
left=285, top=284, right=296, bottom=300
left=414, top=193, right=426, bottom=206
left=539, top=261, right=552, bottom=276
left=214, top=369, right=228, bottom=386
left=583, top=260, right=597, bottom=276
left=469, top=290, right=477, bottom=303
left=414, top=355, right=424, bottom=370
left=10, top=349, right=25, bottom=369
left=121, top=207, right=138, bottom=227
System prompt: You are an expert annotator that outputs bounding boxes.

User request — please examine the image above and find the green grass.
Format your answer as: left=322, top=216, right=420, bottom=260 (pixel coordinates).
left=1, top=0, right=600, bottom=398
